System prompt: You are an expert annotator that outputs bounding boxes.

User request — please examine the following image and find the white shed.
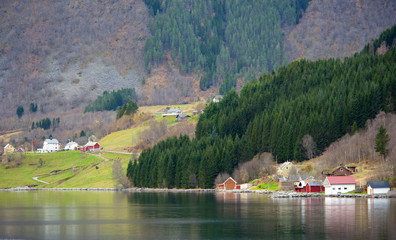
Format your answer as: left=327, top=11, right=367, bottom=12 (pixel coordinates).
left=64, top=141, right=79, bottom=151
left=367, top=181, right=391, bottom=195
left=323, top=176, right=356, bottom=195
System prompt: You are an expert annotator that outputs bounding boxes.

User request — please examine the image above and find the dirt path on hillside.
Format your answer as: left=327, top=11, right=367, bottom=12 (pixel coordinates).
left=32, top=176, right=49, bottom=184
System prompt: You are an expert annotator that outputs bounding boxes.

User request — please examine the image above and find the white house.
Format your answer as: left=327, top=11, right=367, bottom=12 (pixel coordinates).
left=40, top=138, right=60, bottom=153
left=323, top=176, right=356, bottom=195
left=64, top=141, right=79, bottom=151
left=213, top=95, right=223, bottom=103
left=367, top=181, right=391, bottom=195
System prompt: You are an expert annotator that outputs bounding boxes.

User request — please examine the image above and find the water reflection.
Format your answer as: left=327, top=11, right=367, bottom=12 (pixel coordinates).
left=0, top=191, right=395, bottom=239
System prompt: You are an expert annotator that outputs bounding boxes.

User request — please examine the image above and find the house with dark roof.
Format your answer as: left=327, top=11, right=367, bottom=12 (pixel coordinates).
left=367, top=181, right=391, bottom=195
left=176, top=113, right=191, bottom=121
left=323, top=176, right=356, bottom=195
left=322, top=164, right=357, bottom=176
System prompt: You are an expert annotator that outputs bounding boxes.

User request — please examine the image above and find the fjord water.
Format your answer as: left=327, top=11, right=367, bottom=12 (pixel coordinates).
left=0, top=191, right=395, bottom=240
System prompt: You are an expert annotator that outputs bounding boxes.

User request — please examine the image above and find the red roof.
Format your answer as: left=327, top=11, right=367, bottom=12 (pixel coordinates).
left=326, top=176, right=356, bottom=185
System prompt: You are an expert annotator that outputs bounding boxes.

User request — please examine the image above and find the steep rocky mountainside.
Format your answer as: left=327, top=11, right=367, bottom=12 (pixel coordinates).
left=1, top=0, right=396, bottom=121
left=0, top=0, right=149, bottom=117
left=284, top=0, right=396, bottom=61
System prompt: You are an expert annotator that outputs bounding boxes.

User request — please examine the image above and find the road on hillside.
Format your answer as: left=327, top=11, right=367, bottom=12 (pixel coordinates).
left=101, top=150, right=140, bottom=155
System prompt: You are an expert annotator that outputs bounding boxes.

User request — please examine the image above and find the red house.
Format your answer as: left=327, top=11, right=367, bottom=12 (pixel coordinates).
left=294, top=181, right=307, bottom=192
left=306, top=182, right=325, bottom=193
left=15, top=147, right=25, bottom=153
left=81, top=141, right=100, bottom=152
left=217, top=177, right=238, bottom=190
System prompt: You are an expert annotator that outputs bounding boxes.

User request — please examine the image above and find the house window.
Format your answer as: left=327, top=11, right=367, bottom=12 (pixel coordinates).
left=340, top=168, right=343, bottom=171
left=338, top=187, right=341, bottom=190
left=332, top=188, right=335, bottom=190
left=344, top=187, right=347, bottom=190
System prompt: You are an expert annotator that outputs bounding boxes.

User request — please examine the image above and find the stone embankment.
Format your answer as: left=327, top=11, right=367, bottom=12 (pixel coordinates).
left=270, top=191, right=396, bottom=198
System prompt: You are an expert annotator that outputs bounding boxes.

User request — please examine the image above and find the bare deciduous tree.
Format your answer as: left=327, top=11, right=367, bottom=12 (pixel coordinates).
left=301, top=134, right=317, bottom=160
left=112, top=159, right=131, bottom=188
left=232, top=153, right=275, bottom=183
left=214, top=172, right=231, bottom=185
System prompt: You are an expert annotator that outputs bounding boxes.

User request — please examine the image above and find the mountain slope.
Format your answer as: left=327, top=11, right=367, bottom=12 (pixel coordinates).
left=0, top=0, right=149, bottom=116
left=284, top=0, right=396, bottom=61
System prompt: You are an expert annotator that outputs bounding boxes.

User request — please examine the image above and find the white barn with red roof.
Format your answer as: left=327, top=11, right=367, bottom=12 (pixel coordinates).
left=323, top=176, right=356, bottom=195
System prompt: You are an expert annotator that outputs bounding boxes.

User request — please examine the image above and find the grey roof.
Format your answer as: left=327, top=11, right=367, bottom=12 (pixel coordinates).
left=45, top=139, right=59, bottom=144
left=367, top=181, right=391, bottom=189
left=307, top=182, right=322, bottom=187
left=167, top=108, right=182, bottom=114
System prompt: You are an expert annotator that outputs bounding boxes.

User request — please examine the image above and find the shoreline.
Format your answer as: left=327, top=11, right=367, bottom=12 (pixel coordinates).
left=0, top=187, right=395, bottom=198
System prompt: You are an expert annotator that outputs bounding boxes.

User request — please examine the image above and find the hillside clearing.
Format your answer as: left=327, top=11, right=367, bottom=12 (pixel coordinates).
left=0, top=151, right=134, bottom=188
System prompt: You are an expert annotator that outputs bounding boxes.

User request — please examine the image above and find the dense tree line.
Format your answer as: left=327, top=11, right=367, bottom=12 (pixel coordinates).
left=143, top=0, right=310, bottom=92
left=361, top=24, right=396, bottom=55
left=84, top=88, right=137, bottom=113
left=128, top=28, right=396, bottom=189
left=116, top=101, right=139, bottom=119
left=32, top=117, right=60, bottom=130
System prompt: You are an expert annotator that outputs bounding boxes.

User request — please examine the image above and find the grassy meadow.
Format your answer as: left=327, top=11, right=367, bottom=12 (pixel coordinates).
left=0, top=151, right=134, bottom=188
left=99, top=102, right=202, bottom=151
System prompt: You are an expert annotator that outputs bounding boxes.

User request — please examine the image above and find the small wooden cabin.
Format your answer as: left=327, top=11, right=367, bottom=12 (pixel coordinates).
left=217, top=177, right=238, bottom=190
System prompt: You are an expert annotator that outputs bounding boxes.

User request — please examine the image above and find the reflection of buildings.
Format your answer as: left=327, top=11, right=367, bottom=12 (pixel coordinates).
left=367, top=198, right=393, bottom=239
left=324, top=198, right=357, bottom=239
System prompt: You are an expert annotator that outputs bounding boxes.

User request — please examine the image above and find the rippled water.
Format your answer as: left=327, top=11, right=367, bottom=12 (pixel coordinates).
left=0, top=191, right=395, bottom=239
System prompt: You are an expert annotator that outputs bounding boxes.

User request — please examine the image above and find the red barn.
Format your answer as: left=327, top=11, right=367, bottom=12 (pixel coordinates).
left=81, top=141, right=100, bottom=152
left=306, top=182, right=325, bottom=193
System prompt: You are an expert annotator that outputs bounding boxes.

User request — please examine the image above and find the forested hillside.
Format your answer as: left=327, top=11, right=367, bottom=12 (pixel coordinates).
left=127, top=26, right=396, bottom=189
left=143, top=0, right=310, bottom=92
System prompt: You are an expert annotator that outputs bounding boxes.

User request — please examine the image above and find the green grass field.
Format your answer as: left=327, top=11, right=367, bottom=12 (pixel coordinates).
left=99, top=102, right=201, bottom=152
left=1, top=102, right=203, bottom=189
left=0, top=151, right=133, bottom=188
left=253, top=180, right=280, bottom=191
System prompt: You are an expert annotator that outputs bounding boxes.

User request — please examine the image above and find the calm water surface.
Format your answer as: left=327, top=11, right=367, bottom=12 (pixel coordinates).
left=0, top=191, right=395, bottom=239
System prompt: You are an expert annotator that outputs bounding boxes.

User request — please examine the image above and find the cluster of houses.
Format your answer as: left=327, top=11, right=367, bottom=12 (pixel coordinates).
left=281, top=161, right=391, bottom=195
left=3, top=144, right=26, bottom=153
left=3, top=138, right=101, bottom=154
left=161, top=107, right=197, bottom=121
left=216, top=161, right=392, bottom=195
